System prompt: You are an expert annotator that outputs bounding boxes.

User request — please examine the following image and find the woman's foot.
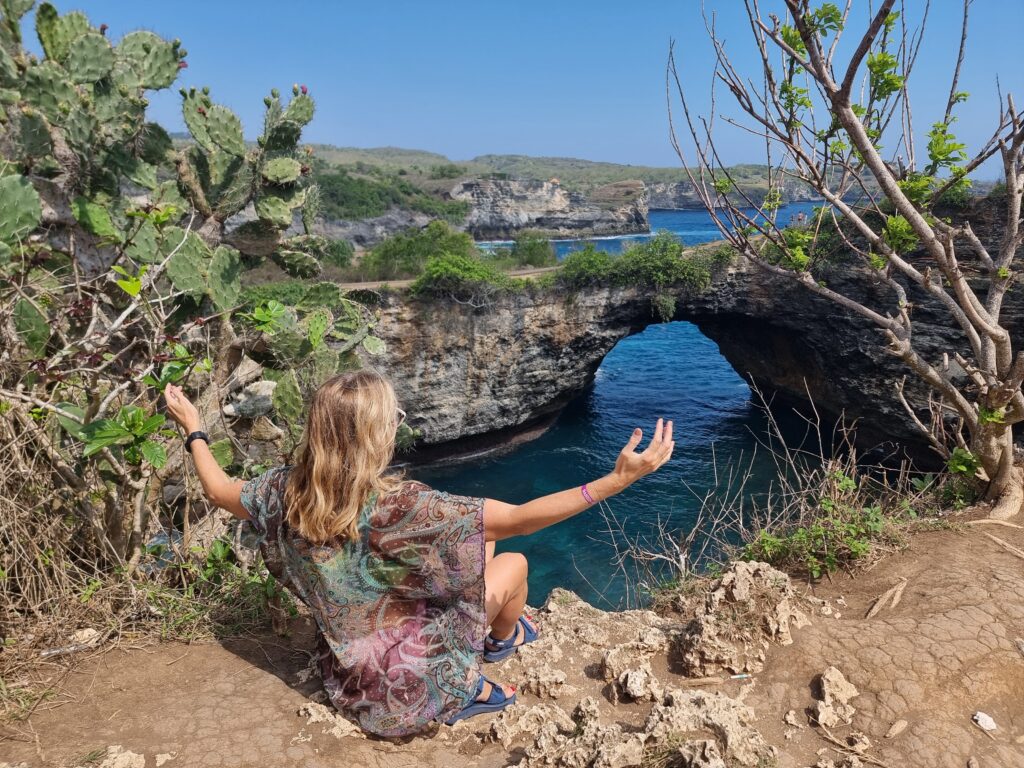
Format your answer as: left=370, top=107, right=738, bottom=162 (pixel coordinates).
left=483, top=614, right=539, bottom=662
left=444, top=676, right=516, bottom=724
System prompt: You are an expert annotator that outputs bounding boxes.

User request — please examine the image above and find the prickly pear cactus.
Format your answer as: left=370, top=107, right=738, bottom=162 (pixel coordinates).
left=270, top=248, right=319, bottom=278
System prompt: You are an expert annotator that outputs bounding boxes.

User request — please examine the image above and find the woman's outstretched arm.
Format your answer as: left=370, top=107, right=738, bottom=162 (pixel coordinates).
left=483, top=419, right=673, bottom=541
left=164, top=384, right=249, bottom=520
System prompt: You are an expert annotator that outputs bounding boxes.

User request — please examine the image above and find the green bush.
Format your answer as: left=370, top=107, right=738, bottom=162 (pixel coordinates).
left=610, top=233, right=733, bottom=291
left=316, top=170, right=405, bottom=219
left=410, top=252, right=513, bottom=304
left=557, top=244, right=614, bottom=287
left=322, top=238, right=354, bottom=268
left=509, top=231, right=556, bottom=268
left=359, top=220, right=476, bottom=281
left=429, top=163, right=464, bottom=180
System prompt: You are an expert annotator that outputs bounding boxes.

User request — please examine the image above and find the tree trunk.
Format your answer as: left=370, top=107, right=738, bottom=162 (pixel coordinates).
left=979, top=426, right=1022, bottom=519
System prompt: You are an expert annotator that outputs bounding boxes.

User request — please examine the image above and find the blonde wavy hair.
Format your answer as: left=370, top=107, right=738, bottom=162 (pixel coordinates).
left=284, top=370, right=404, bottom=543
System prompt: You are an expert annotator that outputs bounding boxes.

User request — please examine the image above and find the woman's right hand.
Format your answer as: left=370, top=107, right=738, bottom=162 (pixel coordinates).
left=609, top=418, right=674, bottom=491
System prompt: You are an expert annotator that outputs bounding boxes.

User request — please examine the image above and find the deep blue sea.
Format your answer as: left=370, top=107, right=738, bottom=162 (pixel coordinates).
left=417, top=205, right=822, bottom=608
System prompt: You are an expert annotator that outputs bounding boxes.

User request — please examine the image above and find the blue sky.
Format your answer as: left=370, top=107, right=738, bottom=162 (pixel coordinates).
left=24, top=1, right=1024, bottom=175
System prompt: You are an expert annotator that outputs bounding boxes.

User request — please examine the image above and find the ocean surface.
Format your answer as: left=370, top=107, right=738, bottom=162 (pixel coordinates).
left=416, top=205, right=822, bottom=608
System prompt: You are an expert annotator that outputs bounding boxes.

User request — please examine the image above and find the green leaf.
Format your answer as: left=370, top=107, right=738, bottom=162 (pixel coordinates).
left=55, top=402, right=86, bottom=439
left=140, top=440, right=167, bottom=468
left=80, top=419, right=132, bottom=456
left=13, top=298, right=50, bottom=356
left=208, top=438, right=234, bottom=468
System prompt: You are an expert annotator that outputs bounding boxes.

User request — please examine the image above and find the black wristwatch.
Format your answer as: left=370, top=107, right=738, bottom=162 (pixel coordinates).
left=185, top=430, right=210, bottom=454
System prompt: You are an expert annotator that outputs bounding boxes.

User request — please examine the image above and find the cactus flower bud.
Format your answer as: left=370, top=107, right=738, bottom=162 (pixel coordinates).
left=300, top=164, right=310, bottom=175
left=263, top=97, right=272, bottom=107
left=202, top=86, right=210, bottom=95
left=292, top=83, right=299, bottom=95
left=178, top=61, right=188, bottom=69
left=301, top=84, right=308, bottom=95
left=271, top=88, right=280, bottom=98
left=178, top=48, right=188, bottom=57
left=99, top=23, right=108, bottom=35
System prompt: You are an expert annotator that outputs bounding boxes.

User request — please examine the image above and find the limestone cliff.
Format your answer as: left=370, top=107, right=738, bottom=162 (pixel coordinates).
left=647, top=179, right=819, bottom=209
left=367, top=202, right=1023, bottom=459
left=449, top=178, right=649, bottom=239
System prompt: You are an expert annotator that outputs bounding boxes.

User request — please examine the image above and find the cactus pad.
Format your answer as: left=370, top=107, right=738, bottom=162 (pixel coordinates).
left=22, top=61, right=78, bottom=121
left=163, top=227, right=211, bottom=299
left=13, top=297, right=50, bottom=357
left=269, top=369, right=303, bottom=424
left=270, top=248, right=319, bottom=278
left=65, top=31, right=114, bottom=83
left=0, top=45, right=19, bottom=86
left=301, top=184, right=321, bottom=234
left=125, top=220, right=159, bottom=263
left=181, top=88, right=214, bottom=151
left=36, top=4, right=90, bottom=63
left=19, top=110, right=53, bottom=159
left=63, top=106, right=99, bottom=152
left=283, top=93, right=315, bottom=126
left=0, top=174, right=43, bottom=245
left=205, top=104, right=246, bottom=157
left=256, top=188, right=304, bottom=228
left=261, top=157, right=302, bottom=184
left=297, top=282, right=345, bottom=311
left=139, top=122, right=174, bottom=165
left=207, top=246, right=241, bottom=310
left=118, top=31, right=181, bottom=90
left=304, top=307, right=332, bottom=350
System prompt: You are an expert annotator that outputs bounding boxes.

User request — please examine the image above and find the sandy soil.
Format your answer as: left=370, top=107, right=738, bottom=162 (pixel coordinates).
left=3, top=517, right=1023, bottom=768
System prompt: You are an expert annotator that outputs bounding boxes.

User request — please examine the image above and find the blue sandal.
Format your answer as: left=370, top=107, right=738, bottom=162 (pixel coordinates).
left=444, top=675, right=516, bottom=724
left=483, top=615, right=539, bottom=662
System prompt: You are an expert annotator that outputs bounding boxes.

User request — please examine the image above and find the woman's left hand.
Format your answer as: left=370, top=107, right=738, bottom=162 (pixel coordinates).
left=164, top=384, right=201, bottom=433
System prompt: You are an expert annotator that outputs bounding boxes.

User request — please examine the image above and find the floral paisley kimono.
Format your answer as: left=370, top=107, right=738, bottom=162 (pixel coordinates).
left=240, top=468, right=487, bottom=737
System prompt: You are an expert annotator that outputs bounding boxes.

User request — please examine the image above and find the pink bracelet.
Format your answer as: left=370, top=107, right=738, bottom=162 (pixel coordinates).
left=581, top=484, right=595, bottom=504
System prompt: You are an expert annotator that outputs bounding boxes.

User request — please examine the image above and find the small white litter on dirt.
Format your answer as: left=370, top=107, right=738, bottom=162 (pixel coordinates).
left=95, top=746, right=145, bottom=768
left=784, top=709, right=804, bottom=727
left=972, top=711, right=997, bottom=731
left=884, top=720, right=908, bottom=738
left=291, top=729, right=312, bottom=744
left=154, top=753, right=176, bottom=767
left=72, top=628, right=101, bottom=645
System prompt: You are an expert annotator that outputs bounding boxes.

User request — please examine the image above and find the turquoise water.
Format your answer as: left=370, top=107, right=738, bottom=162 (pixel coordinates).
left=416, top=206, right=820, bottom=608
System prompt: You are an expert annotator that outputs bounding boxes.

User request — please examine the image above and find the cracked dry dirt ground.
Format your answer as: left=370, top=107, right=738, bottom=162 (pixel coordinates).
left=3, top=521, right=1024, bottom=768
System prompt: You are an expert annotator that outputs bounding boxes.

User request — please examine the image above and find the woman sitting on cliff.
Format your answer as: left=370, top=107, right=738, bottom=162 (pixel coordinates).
left=163, top=371, right=673, bottom=737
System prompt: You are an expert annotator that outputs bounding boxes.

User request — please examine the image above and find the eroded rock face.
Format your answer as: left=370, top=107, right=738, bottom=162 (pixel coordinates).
left=370, top=199, right=1022, bottom=460
left=450, top=178, right=648, bottom=239
left=676, top=560, right=810, bottom=676
left=647, top=180, right=817, bottom=209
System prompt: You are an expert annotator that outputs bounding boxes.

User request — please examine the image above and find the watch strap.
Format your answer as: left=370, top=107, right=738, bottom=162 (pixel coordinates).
left=185, top=430, right=210, bottom=453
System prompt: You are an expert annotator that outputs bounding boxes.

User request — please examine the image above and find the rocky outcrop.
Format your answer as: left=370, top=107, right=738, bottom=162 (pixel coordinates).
left=648, top=180, right=819, bottom=209
left=449, top=178, right=648, bottom=239
left=315, top=207, right=433, bottom=249
left=369, top=201, right=1023, bottom=460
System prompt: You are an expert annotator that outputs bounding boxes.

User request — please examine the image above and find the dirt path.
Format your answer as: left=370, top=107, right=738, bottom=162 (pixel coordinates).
left=4, top=516, right=1023, bottom=768
left=338, top=266, right=561, bottom=292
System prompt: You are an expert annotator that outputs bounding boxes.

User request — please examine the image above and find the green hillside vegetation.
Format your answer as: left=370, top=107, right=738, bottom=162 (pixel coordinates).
left=308, top=144, right=795, bottom=194
left=313, top=164, right=469, bottom=222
